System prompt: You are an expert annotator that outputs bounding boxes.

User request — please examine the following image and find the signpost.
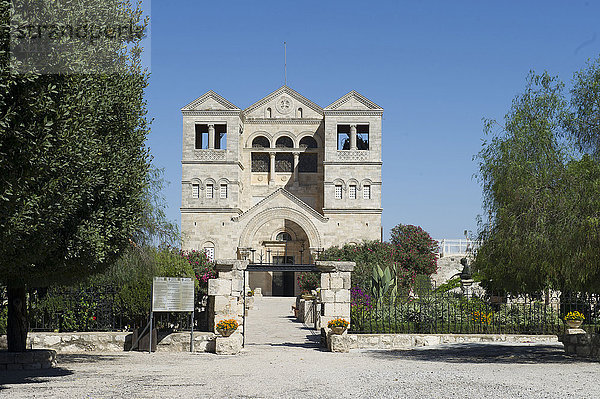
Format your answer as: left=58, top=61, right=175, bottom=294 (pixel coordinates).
left=149, top=277, right=195, bottom=353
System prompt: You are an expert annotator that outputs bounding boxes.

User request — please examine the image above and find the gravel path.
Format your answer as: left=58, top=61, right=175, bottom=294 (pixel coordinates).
left=1, top=297, right=598, bottom=398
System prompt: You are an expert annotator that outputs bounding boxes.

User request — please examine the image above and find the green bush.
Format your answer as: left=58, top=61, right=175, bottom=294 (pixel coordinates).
left=25, top=245, right=202, bottom=332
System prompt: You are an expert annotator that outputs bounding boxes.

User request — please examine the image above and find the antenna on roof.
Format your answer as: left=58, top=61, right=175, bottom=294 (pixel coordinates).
left=284, top=41, right=287, bottom=86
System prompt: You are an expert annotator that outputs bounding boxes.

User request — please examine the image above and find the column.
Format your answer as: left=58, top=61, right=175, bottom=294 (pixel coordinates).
left=316, top=261, right=355, bottom=352
left=269, top=152, right=276, bottom=183
left=208, top=124, right=215, bottom=149
left=208, top=259, right=248, bottom=355
left=349, top=124, right=357, bottom=150
left=293, top=152, right=300, bottom=183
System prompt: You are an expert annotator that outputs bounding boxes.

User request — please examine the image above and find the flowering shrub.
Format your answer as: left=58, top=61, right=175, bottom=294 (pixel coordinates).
left=179, top=249, right=216, bottom=294
left=320, top=224, right=438, bottom=296
left=328, top=318, right=349, bottom=328
left=390, top=224, right=438, bottom=276
left=564, top=311, right=585, bottom=321
left=297, top=272, right=320, bottom=293
left=351, top=286, right=373, bottom=310
left=216, top=319, right=239, bottom=331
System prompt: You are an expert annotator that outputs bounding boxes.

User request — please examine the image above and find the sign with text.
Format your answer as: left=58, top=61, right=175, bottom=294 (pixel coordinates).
left=152, top=277, right=194, bottom=312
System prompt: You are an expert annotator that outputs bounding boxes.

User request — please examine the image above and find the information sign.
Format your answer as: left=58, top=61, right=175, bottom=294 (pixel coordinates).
left=152, top=277, right=194, bottom=312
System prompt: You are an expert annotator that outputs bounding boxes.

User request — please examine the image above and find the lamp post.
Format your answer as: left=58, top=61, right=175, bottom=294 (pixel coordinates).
left=299, top=242, right=305, bottom=264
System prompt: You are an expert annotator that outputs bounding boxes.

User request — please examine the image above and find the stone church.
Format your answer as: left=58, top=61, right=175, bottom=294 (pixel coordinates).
left=181, top=86, right=383, bottom=296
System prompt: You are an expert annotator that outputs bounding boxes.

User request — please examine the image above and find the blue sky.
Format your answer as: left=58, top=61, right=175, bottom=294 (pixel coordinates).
left=145, top=0, right=600, bottom=240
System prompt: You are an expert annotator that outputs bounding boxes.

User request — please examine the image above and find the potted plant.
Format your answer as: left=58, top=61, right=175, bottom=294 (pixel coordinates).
left=328, top=318, right=349, bottom=335
left=564, top=311, right=585, bottom=329
left=216, top=319, right=239, bottom=337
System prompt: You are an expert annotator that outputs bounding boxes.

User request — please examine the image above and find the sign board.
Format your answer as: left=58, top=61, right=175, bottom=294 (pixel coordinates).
left=152, top=277, right=194, bottom=312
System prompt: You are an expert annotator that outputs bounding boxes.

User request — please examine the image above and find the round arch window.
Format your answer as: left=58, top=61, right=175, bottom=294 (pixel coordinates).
left=276, top=232, right=292, bottom=241
left=252, top=136, right=270, bottom=148
left=275, top=136, right=294, bottom=148
left=299, top=136, right=318, bottom=148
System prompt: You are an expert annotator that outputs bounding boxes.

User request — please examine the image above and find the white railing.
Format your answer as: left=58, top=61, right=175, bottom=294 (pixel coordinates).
left=435, top=239, right=477, bottom=257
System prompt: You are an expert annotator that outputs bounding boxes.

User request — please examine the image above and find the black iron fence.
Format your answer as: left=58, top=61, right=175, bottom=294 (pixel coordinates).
left=0, top=286, right=209, bottom=333
left=350, top=289, right=600, bottom=335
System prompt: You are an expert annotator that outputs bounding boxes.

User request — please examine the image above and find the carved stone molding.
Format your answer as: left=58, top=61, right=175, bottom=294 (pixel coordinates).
left=337, top=150, right=369, bottom=161
left=194, top=149, right=227, bottom=161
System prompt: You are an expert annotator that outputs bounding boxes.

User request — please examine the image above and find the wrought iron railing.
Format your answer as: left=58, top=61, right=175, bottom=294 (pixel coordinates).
left=350, top=290, right=600, bottom=335
left=0, top=285, right=210, bottom=333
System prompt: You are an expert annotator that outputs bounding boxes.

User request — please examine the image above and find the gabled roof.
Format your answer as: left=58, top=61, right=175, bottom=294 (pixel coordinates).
left=232, top=188, right=328, bottom=223
left=181, top=90, right=241, bottom=111
left=243, top=86, right=323, bottom=116
left=324, top=90, right=383, bottom=111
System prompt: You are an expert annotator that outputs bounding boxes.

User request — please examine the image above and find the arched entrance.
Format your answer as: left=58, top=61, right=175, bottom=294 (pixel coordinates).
left=238, top=209, right=322, bottom=297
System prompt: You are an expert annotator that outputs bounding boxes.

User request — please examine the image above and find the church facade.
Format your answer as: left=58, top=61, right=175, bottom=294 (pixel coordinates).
left=181, top=86, right=383, bottom=295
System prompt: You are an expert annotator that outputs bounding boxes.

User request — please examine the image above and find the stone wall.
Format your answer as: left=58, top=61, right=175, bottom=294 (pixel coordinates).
left=329, top=333, right=558, bottom=352
left=0, top=332, right=217, bottom=353
left=0, top=349, right=56, bottom=370
left=559, top=331, right=600, bottom=358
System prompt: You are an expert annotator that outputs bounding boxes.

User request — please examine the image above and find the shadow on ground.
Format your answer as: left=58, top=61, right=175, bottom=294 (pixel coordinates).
left=366, top=343, right=597, bottom=364
left=0, top=353, right=122, bottom=390
left=56, top=353, right=122, bottom=364
left=0, top=367, right=73, bottom=389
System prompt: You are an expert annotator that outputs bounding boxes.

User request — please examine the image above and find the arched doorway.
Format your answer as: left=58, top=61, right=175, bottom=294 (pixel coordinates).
left=241, top=215, right=318, bottom=297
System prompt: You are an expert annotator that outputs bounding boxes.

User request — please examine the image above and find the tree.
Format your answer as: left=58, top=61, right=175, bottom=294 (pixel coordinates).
left=0, top=0, right=150, bottom=351
left=389, top=224, right=438, bottom=277
left=320, top=224, right=438, bottom=295
left=475, top=68, right=600, bottom=292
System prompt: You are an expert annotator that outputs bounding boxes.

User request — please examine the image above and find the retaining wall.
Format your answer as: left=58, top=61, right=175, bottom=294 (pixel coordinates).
left=559, top=332, right=600, bottom=359
left=0, top=331, right=217, bottom=353
left=329, top=333, right=558, bottom=352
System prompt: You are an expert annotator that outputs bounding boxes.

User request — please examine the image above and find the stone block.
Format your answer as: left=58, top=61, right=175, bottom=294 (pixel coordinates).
left=392, top=334, right=413, bottom=348
left=219, top=271, right=233, bottom=280
left=320, top=289, right=335, bottom=303
left=320, top=273, right=330, bottom=289
left=335, top=289, right=350, bottom=303
left=231, top=278, right=244, bottom=292
left=16, top=351, right=34, bottom=364
left=329, top=334, right=349, bottom=353
left=316, top=261, right=355, bottom=273
left=215, top=334, right=243, bottom=355
left=576, top=345, right=591, bottom=357
left=208, top=279, right=231, bottom=296
left=44, top=335, right=61, bottom=346
left=340, top=272, right=352, bottom=289
left=213, top=295, right=230, bottom=313
left=323, top=303, right=336, bottom=316
left=346, top=334, right=358, bottom=348
left=23, top=362, right=41, bottom=370
left=334, top=302, right=350, bottom=316
left=330, top=277, right=344, bottom=289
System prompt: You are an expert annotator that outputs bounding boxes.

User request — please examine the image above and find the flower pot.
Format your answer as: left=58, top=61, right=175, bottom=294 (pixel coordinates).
left=217, top=328, right=236, bottom=337
left=330, top=326, right=346, bottom=335
left=566, top=319, right=583, bottom=329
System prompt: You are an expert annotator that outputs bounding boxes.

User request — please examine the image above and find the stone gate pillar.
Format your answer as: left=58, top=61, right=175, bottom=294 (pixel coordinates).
left=208, top=259, right=248, bottom=354
left=316, top=261, right=355, bottom=352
